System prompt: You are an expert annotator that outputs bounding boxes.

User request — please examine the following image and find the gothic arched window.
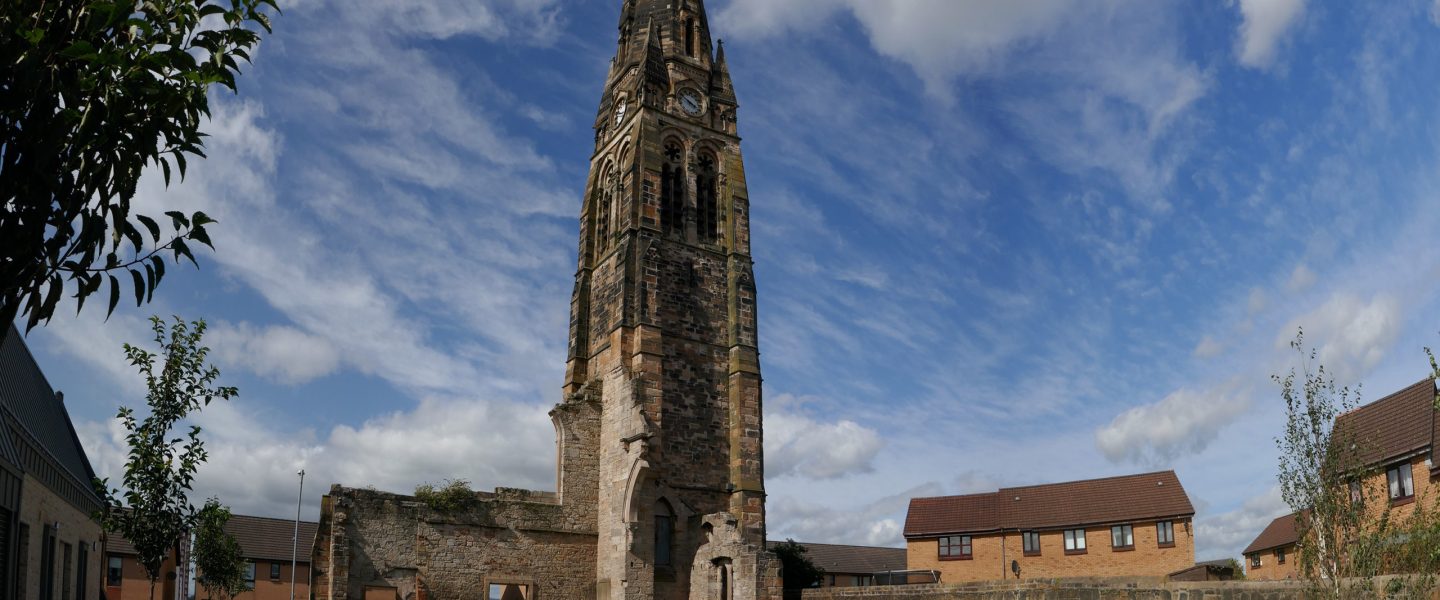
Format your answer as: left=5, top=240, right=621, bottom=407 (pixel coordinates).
left=661, top=141, right=685, bottom=236
left=696, top=153, right=718, bottom=243
left=654, top=500, right=674, bottom=567
left=596, top=164, right=616, bottom=249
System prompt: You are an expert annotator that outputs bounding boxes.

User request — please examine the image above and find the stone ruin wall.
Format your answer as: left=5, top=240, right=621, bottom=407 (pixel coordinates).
left=311, top=393, right=603, bottom=600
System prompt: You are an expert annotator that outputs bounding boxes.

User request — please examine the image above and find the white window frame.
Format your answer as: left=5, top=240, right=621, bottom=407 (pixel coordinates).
left=1387, top=463, right=1414, bottom=500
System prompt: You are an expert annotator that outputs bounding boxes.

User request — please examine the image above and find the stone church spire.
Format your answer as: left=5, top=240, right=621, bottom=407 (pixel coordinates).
left=570, top=1, right=776, bottom=599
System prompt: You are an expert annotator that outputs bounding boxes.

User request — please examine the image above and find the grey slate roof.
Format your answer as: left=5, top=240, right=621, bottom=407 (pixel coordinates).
left=0, top=325, right=103, bottom=509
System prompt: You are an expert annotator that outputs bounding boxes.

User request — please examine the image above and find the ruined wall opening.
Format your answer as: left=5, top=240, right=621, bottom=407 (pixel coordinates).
left=655, top=499, right=675, bottom=567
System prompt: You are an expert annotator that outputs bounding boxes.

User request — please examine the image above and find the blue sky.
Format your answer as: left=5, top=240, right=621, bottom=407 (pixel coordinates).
left=18, top=0, right=1440, bottom=562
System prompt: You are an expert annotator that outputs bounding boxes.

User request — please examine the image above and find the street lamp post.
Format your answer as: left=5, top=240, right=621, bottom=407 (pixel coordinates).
left=292, top=469, right=305, bottom=600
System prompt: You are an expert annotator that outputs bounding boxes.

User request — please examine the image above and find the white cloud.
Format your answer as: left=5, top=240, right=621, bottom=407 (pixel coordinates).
left=1432, top=0, right=1440, bottom=27
left=1234, top=0, right=1307, bottom=69
left=291, top=0, right=561, bottom=43
left=79, top=395, right=557, bottom=520
left=1277, top=292, right=1404, bottom=384
left=1096, top=388, right=1250, bottom=465
left=1286, top=264, right=1317, bottom=293
left=1193, top=336, right=1224, bottom=359
left=766, top=395, right=884, bottom=480
left=1194, top=486, right=1288, bottom=560
left=209, top=322, right=341, bottom=385
left=768, top=483, right=942, bottom=548
left=714, top=0, right=844, bottom=38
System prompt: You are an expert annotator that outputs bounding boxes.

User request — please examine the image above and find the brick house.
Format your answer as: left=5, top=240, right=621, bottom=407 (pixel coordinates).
left=195, top=514, right=318, bottom=600
left=903, top=471, right=1195, bottom=583
left=102, top=530, right=187, bottom=600
left=1332, top=378, right=1438, bottom=522
left=1243, top=513, right=1298, bottom=580
left=1242, top=378, right=1439, bottom=581
left=767, top=541, right=906, bottom=588
left=0, top=325, right=106, bottom=600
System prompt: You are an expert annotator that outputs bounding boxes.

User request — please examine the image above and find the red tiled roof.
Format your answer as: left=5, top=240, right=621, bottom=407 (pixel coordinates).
left=1333, top=378, right=1437, bottom=468
left=904, top=471, right=1194, bottom=538
left=225, top=514, right=319, bottom=563
left=1243, top=512, right=1299, bottom=555
left=904, top=492, right=1001, bottom=537
left=105, top=514, right=318, bottom=563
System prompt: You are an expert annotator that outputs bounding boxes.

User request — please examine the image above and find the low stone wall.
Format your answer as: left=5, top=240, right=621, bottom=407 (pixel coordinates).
left=800, top=576, right=1438, bottom=599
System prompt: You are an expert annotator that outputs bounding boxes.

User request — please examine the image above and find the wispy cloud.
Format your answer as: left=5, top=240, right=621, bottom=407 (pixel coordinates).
left=1233, top=0, right=1307, bottom=69
left=1096, top=387, right=1251, bottom=466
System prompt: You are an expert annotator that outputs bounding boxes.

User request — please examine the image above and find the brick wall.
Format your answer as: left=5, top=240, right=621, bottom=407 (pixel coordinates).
left=907, top=519, right=1194, bottom=583
left=19, top=473, right=105, bottom=600
left=1245, top=543, right=1298, bottom=580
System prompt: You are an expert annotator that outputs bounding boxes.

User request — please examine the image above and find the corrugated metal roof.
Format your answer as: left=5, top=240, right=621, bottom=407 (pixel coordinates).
left=905, top=471, right=1195, bottom=537
left=767, top=541, right=906, bottom=575
left=0, top=325, right=102, bottom=505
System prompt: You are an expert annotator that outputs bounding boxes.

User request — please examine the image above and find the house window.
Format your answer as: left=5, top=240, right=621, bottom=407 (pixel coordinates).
left=938, top=535, right=971, bottom=559
left=1349, top=480, right=1364, bottom=506
left=1157, top=521, right=1175, bottom=547
left=271, top=562, right=282, bottom=580
left=77, top=543, right=88, bottom=600
left=244, top=561, right=256, bottom=589
left=107, top=556, right=122, bottom=586
left=1387, top=462, right=1414, bottom=501
left=62, top=542, right=72, bottom=600
left=1022, top=531, right=1041, bottom=555
left=1250, top=554, right=1261, bottom=568
left=1111, top=525, right=1134, bottom=550
left=1277, top=547, right=1286, bottom=564
left=1063, top=529, right=1086, bottom=553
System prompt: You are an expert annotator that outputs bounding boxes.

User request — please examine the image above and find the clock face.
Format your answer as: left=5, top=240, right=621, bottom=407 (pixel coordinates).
left=679, top=90, right=704, bottom=116
left=614, top=101, right=627, bottom=125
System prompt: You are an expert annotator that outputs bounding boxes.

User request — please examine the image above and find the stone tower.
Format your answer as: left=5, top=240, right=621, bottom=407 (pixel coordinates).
left=565, top=0, right=769, bottom=598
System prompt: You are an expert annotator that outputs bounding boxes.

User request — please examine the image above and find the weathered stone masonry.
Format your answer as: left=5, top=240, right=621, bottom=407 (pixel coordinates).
left=310, top=1, right=780, bottom=599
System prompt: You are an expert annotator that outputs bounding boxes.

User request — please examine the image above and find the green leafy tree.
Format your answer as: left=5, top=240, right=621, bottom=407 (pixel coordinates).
left=0, top=0, right=278, bottom=338
left=1274, top=329, right=1374, bottom=597
left=95, top=316, right=237, bottom=597
left=1225, top=558, right=1246, bottom=580
left=193, top=498, right=247, bottom=600
left=772, top=539, right=825, bottom=591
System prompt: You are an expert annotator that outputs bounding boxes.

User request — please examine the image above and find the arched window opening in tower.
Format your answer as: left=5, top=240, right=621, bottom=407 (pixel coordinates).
left=686, top=18, right=697, bottom=57
left=661, top=141, right=685, bottom=236
left=597, top=165, right=615, bottom=249
left=654, top=499, right=674, bottom=567
left=696, top=153, right=718, bottom=243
